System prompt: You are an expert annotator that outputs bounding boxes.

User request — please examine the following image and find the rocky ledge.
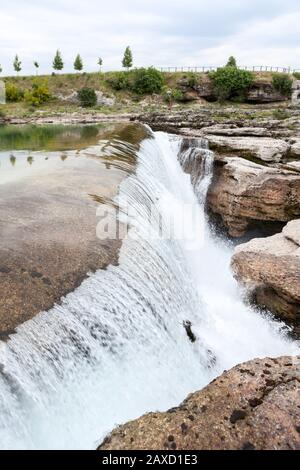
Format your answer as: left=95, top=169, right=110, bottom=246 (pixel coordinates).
left=206, top=156, right=300, bottom=237
left=231, top=220, right=300, bottom=334
left=98, top=356, right=300, bottom=450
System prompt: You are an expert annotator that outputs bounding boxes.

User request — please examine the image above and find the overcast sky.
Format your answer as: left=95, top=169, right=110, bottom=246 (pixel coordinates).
left=0, top=0, right=299, bottom=75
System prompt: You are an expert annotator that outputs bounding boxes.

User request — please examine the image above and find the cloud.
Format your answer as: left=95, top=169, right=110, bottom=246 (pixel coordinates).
left=0, top=0, right=299, bottom=75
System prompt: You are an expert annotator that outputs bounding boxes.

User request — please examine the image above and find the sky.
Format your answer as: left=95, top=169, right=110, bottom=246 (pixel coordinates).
left=0, top=0, right=299, bottom=75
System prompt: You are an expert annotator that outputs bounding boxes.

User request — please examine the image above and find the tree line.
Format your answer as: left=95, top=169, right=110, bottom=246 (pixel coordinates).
left=0, top=46, right=133, bottom=76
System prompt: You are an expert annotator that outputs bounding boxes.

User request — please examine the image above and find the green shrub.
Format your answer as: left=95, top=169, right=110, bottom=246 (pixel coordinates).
left=107, top=67, right=164, bottom=95
left=77, top=87, right=97, bottom=107
left=209, top=66, right=254, bottom=101
left=108, top=71, right=132, bottom=91
left=293, top=72, right=300, bottom=80
left=24, top=79, right=51, bottom=106
left=272, top=73, right=293, bottom=97
left=5, top=83, right=24, bottom=102
left=132, top=67, right=164, bottom=95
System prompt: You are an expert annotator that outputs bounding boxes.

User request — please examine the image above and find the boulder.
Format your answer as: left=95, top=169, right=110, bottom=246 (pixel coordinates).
left=206, top=157, right=300, bottom=237
left=99, top=356, right=300, bottom=450
left=206, top=134, right=290, bottom=163
left=231, top=220, right=300, bottom=332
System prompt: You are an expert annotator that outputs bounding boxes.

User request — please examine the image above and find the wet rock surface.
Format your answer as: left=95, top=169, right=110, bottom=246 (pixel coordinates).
left=231, top=220, right=300, bottom=334
left=98, top=356, right=300, bottom=450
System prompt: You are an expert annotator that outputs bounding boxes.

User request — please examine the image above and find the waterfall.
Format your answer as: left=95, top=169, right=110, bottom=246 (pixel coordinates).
left=0, top=130, right=298, bottom=450
left=178, top=138, right=214, bottom=204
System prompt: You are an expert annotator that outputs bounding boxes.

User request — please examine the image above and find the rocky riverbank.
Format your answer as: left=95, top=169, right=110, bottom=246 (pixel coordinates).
left=99, top=355, right=300, bottom=450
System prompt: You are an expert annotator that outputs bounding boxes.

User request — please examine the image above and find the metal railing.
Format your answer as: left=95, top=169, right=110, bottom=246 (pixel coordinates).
left=158, top=66, right=299, bottom=73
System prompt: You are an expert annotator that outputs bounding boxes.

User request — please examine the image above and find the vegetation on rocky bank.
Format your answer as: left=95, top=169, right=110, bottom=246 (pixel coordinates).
left=0, top=57, right=297, bottom=122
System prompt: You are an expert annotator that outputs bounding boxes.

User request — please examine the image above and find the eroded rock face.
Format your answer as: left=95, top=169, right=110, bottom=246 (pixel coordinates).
left=246, top=79, right=288, bottom=103
left=99, top=356, right=300, bottom=450
left=206, top=157, right=300, bottom=237
left=231, top=221, right=300, bottom=333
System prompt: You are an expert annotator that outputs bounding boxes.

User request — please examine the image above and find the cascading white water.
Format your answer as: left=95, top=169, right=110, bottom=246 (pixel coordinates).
left=0, top=130, right=298, bottom=450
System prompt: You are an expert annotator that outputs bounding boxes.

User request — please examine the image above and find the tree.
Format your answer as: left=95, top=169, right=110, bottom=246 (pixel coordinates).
left=53, top=50, right=64, bottom=72
left=34, top=61, right=39, bottom=75
left=98, top=57, right=103, bottom=72
left=122, top=46, right=133, bottom=69
left=13, top=55, right=22, bottom=74
left=74, top=54, right=83, bottom=72
left=0, top=65, right=2, bottom=75
left=226, top=56, right=237, bottom=68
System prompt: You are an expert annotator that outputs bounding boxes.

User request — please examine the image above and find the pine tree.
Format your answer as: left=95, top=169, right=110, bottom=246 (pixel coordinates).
left=13, top=55, right=22, bottom=74
left=0, top=65, right=2, bottom=75
left=122, top=46, right=133, bottom=69
left=74, top=54, right=83, bottom=72
left=53, top=50, right=64, bottom=72
left=34, top=61, right=39, bottom=75
left=98, top=57, right=103, bottom=72
left=226, top=56, right=237, bottom=68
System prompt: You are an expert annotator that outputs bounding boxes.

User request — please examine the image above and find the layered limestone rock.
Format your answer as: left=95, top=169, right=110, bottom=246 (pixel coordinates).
left=206, top=157, right=300, bottom=237
left=231, top=220, right=300, bottom=333
left=137, top=108, right=300, bottom=140
left=206, top=135, right=290, bottom=163
left=99, top=356, right=300, bottom=450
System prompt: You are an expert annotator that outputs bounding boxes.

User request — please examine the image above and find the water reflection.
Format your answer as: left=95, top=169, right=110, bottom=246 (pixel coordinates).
left=0, top=124, right=103, bottom=152
left=0, top=122, right=149, bottom=186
